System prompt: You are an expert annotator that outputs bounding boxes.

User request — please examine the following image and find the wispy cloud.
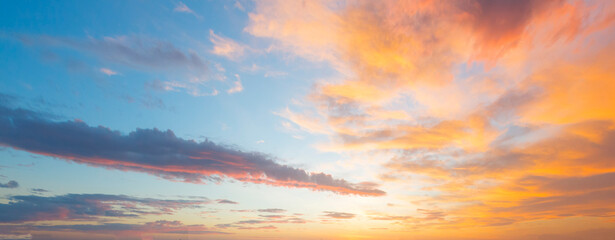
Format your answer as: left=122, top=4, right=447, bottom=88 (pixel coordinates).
left=0, top=194, right=209, bottom=223
left=257, top=208, right=286, bottom=213
left=245, top=0, right=615, bottom=232
left=23, top=35, right=208, bottom=74
left=234, top=1, right=245, bottom=11
left=148, top=79, right=219, bottom=97
left=99, top=67, right=118, bottom=76
left=322, top=211, right=355, bottom=219
left=174, top=2, right=201, bottom=18
left=19, top=34, right=217, bottom=97
left=227, top=74, right=243, bottom=94
left=1, top=220, right=228, bottom=239
left=209, top=30, right=246, bottom=61
left=215, top=211, right=306, bottom=230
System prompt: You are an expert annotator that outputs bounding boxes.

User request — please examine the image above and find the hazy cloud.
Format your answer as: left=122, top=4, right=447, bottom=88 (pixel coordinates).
left=322, top=211, right=355, bottom=219
left=0, top=180, right=18, bottom=189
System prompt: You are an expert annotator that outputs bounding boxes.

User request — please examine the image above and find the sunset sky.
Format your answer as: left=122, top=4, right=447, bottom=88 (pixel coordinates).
left=1, top=0, right=615, bottom=239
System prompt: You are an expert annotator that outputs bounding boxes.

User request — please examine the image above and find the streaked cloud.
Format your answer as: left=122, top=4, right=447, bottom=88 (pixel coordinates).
left=0, top=220, right=227, bottom=239
left=22, top=35, right=208, bottom=74
left=209, top=30, right=246, bottom=61
left=0, top=104, right=385, bottom=196
left=257, top=208, right=286, bottom=213
left=322, top=211, right=355, bottom=219
left=245, top=0, right=615, bottom=234
left=174, top=2, right=201, bottom=18
left=234, top=1, right=245, bottom=12
left=217, top=199, right=238, bottom=204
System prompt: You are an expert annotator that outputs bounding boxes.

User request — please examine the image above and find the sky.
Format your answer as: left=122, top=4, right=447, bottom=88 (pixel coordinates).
left=0, top=0, right=615, bottom=239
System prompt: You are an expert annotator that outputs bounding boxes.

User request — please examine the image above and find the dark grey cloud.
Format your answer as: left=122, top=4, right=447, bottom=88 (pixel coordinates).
left=0, top=194, right=208, bottom=223
left=0, top=180, right=18, bottom=188
left=0, top=104, right=385, bottom=196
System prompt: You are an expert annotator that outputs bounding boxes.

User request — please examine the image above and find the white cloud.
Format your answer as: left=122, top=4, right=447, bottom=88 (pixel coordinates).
left=227, top=74, right=244, bottom=94
left=256, top=140, right=264, bottom=144
left=209, top=30, right=246, bottom=60
left=264, top=71, right=287, bottom=78
left=174, top=2, right=201, bottom=18
left=100, top=68, right=118, bottom=76
left=234, top=1, right=245, bottom=11
left=157, top=79, right=218, bottom=97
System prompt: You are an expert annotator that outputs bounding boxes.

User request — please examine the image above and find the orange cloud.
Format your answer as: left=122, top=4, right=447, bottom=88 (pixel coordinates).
left=248, top=0, right=615, bottom=237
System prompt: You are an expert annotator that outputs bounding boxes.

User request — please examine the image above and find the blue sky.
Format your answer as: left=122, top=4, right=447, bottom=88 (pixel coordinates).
left=2, top=1, right=615, bottom=239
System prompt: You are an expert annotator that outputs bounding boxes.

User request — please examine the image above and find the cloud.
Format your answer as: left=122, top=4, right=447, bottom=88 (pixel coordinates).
left=245, top=0, right=615, bottom=234
left=0, top=234, right=31, bottom=240
left=257, top=208, right=286, bottom=213
left=0, top=220, right=228, bottom=239
left=217, top=199, right=238, bottom=204
left=0, top=194, right=209, bottom=223
left=234, top=1, right=245, bottom=11
left=248, top=0, right=611, bottom=151
left=215, top=213, right=306, bottom=230
left=0, top=180, right=18, bottom=189
left=0, top=104, right=385, bottom=196
left=209, top=30, right=246, bottom=60
left=99, top=68, right=118, bottom=76
left=38, top=220, right=226, bottom=234
left=23, top=35, right=208, bottom=74
left=174, top=2, right=201, bottom=18
left=149, top=79, right=219, bottom=97
left=30, top=188, right=48, bottom=194
left=263, top=71, right=287, bottom=78
left=466, top=0, right=566, bottom=61
left=368, top=208, right=446, bottom=226
left=322, top=211, right=355, bottom=219
left=227, top=74, right=243, bottom=94
left=18, top=34, right=220, bottom=97
left=381, top=121, right=615, bottom=227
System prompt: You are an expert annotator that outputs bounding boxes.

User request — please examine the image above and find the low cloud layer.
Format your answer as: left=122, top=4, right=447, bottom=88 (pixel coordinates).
left=0, top=220, right=227, bottom=240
